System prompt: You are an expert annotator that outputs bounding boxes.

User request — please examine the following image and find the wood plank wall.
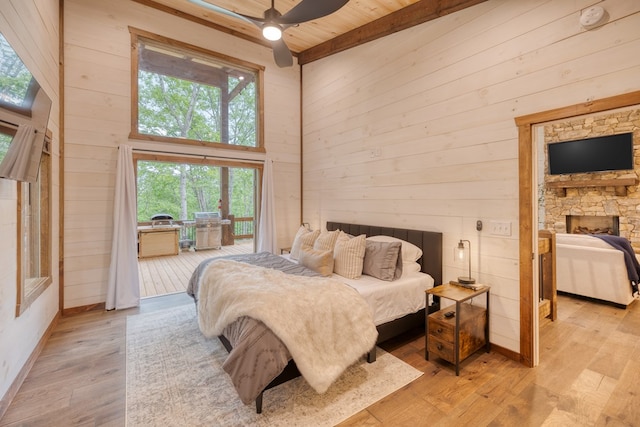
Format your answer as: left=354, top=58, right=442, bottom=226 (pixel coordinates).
left=301, top=0, right=640, bottom=353
left=0, top=0, right=60, bottom=403
left=63, top=0, right=301, bottom=309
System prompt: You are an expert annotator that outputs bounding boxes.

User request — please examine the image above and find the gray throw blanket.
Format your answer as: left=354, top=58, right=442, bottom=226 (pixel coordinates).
left=187, top=252, right=320, bottom=303
left=592, top=234, right=640, bottom=295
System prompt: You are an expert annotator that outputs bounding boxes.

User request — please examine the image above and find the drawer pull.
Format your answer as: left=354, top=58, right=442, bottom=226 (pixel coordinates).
left=437, top=343, right=443, bottom=351
left=436, top=328, right=443, bottom=334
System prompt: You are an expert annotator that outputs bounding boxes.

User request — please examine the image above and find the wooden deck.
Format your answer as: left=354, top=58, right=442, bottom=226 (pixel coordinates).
left=137, top=240, right=254, bottom=298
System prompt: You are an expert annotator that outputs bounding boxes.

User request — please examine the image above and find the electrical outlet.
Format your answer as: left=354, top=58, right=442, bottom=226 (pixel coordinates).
left=490, top=220, right=511, bottom=236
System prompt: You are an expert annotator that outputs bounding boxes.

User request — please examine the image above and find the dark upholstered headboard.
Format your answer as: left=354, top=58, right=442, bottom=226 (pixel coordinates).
left=326, top=221, right=443, bottom=286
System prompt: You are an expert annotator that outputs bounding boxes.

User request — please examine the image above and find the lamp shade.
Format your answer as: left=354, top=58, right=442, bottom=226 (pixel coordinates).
left=455, top=239, right=475, bottom=284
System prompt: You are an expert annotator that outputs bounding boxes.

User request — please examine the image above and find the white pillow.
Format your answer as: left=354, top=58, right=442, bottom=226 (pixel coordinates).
left=299, top=248, right=334, bottom=277
left=313, top=229, right=341, bottom=252
left=366, top=235, right=423, bottom=263
left=333, top=232, right=366, bottom=279
left=290, top=226, right=320, bottom=260
left=401, top=262, right=422, bottom=277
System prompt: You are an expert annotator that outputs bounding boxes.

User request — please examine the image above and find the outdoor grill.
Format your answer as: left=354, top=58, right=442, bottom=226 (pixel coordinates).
left=194, top=212, right=221, bottom=250
left=150, top=213, right=174, bottom=227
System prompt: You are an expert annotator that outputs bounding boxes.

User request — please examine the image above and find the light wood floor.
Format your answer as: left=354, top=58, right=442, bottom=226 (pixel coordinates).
left=138, top=240, right=253, bottom=298
left=2, top=294, right=640, bottom=426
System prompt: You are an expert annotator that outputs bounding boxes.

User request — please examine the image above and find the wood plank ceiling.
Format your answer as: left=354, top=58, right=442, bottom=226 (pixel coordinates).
left=132, top=0, right=488, bottom=65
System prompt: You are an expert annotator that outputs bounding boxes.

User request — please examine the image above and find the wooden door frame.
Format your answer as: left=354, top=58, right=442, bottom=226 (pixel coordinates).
left=515, top=90, right=640, bottom=367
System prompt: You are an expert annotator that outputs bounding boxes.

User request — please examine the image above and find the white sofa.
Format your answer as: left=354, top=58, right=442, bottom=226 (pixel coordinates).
left=555, top=233, right=636, bottom=307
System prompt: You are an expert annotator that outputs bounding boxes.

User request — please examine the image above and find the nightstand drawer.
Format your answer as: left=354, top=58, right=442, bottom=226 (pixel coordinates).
left=427, top=317, right=454, bottom=342
left=428, top=336, right=454, bottom=363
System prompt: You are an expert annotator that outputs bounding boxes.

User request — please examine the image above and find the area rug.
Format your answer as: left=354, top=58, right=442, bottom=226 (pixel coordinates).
left=125, top=304, right=423, bottom=426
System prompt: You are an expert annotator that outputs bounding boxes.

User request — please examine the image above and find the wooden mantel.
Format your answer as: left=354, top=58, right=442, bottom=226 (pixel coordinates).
left=547, top=177, right=639, bottom=196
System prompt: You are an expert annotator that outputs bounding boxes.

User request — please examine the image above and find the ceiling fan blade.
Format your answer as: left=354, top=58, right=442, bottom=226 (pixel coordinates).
left=188, top=0, right=260, bottom=26
left=278, top=0, right=350, bottom=25
left=270, top=39, right=293, bottom=68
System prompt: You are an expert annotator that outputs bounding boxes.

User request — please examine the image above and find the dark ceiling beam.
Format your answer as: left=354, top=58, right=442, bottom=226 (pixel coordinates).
left=297, top=0, right=489, bottom=65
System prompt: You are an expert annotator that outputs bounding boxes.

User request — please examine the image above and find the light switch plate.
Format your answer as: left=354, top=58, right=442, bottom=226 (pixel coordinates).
left=490, top=220, right=511, bottom=236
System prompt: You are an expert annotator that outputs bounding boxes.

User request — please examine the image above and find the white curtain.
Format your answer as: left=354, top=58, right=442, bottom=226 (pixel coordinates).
left=106, top=145, right=140, bottom=310
left=257, top=158, right=278, bottom=253
left=0, top=124, right=43, bottom=183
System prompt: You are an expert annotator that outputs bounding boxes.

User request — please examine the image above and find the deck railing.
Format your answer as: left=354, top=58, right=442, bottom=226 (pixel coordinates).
left=137, top=216, right=254, bottom=248
left=234, top=217, right=254, bottom=239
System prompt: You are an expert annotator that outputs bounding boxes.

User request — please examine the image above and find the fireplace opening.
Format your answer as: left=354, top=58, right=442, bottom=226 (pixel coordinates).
left=566, top=215, right=619, bottom=235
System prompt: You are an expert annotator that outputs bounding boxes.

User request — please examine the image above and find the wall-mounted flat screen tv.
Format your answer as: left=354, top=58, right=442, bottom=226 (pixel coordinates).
left=548, top=133, right=634, bottom=175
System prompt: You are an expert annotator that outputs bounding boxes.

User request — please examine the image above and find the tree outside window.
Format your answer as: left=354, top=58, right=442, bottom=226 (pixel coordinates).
left=130, top=29, right=264, bottom=152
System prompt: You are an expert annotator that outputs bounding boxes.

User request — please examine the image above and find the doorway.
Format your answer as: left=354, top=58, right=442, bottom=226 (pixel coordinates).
left=133, top=153, right=261, bottom=297
left=516, top=90, right=640, bottom=367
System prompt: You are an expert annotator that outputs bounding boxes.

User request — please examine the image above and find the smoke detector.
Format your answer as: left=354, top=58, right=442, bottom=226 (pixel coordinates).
left=580, top=6, right=607, bottom=29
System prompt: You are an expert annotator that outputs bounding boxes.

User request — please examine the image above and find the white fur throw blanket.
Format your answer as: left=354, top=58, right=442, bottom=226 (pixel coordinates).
left=196, top=259, right=378, bottom=393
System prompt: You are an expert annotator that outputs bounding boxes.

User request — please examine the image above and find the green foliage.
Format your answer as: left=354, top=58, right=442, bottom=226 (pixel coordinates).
left=137, top=161, right=255, bottom=222
left=228, top=77, right=257, bottom=147
left=138, top=72, right=222, bottom=142
left=0, top=33, right=32, bottom=107
left=135, top=41, right=259, bottom=223
left=137, top=72, right=257, bottom=147
left=229, top=167, right=256, bottom=217
left=0, top=132, right=11, bottom=160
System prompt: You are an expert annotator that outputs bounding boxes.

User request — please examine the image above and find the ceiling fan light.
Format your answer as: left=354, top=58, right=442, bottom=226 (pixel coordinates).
left=262, top=24, right=282, bottom=41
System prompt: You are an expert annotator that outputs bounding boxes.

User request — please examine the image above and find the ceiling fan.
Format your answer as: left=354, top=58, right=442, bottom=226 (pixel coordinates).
left=189, top=0, right=350, bottom=67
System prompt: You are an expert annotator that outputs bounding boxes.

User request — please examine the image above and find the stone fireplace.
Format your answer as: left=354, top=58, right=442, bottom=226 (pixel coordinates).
left=541, top=107, right=640, bottom=250
left=566, top=215, right=619, bottom=235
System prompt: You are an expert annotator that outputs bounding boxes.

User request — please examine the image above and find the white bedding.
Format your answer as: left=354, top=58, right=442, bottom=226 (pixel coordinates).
left=341, top=272, right=434, bottom=325
left=281, top=254, right=434, bottom=325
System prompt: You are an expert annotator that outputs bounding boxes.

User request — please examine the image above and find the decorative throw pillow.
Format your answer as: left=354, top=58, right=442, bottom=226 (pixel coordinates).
left=290, top=226, right=320, bottom=260
left=299, top=248, right=334, bottom=277
left=333, top=232, right=366, bottom=279
left=362, top=240, right=402, bottom=281
left=313, top=229, right=341, bottom=252
left=366, top=235, right=423, bottom=263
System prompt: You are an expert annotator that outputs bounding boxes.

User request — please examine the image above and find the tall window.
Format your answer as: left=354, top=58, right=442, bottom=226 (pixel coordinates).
left=0, top=31, right=52, bottom=316
left=1, top=126, right=51, bottom=316
left=130, top=28, right=264, bottom=152
left=16, top=148, right=51, bottom=315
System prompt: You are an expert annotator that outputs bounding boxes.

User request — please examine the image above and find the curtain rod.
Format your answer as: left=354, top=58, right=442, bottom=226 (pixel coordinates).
left=0, top=118, right=38, bottom=133
left=129, top=147, right=265, bottom=164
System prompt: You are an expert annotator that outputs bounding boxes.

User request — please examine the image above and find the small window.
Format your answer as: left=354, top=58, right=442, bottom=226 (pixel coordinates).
left=130, top=28, right=264, bottom=152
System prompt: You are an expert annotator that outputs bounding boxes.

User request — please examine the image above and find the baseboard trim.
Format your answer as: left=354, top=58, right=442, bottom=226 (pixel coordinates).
left=0, top=310, right=60, bottom=420
left=62, top=302, right=105, bottom=316
left=491, top=342, right=521, bottom=363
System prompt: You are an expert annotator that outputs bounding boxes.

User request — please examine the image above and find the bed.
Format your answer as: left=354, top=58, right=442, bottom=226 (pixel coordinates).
left=187, top=221, right=443, bottom=413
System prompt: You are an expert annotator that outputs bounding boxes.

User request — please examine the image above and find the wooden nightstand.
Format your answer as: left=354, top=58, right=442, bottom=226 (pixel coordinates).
left=425, top=283, right=490, bottom=375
